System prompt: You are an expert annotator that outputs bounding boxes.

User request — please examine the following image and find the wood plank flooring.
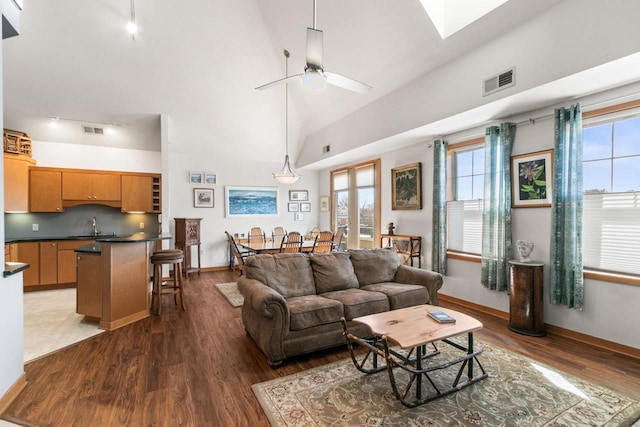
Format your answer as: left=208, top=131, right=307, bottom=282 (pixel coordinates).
left=2, top=271, right=640, bottom=426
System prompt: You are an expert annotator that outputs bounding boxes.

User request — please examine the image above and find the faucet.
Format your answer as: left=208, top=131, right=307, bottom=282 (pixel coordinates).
left=91, top=216, right=99, bottom=236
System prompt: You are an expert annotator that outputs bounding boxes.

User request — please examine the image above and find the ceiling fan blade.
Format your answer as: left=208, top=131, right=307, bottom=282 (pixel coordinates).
left=325, top=71, right=372, bottom=94
left=306, top=28, right=323, bottom=70
left=255, top=74, right=303, bottom=91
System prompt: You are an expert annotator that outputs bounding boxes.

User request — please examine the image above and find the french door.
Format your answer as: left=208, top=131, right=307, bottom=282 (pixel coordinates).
left=330, top=159, right=381, bottom=250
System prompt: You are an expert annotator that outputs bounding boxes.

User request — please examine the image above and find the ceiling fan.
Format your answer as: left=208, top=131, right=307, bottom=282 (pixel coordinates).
left=255, top=0, right=371, bottom=94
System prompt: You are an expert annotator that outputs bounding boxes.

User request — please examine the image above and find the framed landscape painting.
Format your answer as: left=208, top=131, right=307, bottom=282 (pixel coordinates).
left=391, top=163, right=422, bottom=210
left=511, top=149, right=553, bottom=208
left=225, top=186, right=279, bottom=217
left=194, top=188, right=214, bottom=208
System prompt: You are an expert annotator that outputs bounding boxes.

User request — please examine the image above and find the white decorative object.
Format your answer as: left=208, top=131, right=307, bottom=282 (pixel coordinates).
left=516, top=240, right=534, bottom=262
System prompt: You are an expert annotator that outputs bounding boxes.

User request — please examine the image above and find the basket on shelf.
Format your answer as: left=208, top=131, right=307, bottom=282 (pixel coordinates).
left=3, top=129, right=32, bottom=156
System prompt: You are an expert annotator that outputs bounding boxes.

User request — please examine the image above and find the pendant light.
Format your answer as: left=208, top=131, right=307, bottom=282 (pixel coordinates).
left=273, top=49, right=301, bottom=184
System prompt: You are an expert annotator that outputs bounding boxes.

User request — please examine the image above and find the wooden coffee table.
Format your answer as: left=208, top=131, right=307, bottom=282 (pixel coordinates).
left=341, top=304, right=488, bottom=407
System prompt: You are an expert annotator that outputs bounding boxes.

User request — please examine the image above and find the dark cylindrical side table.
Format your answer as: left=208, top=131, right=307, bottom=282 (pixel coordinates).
left=508, top=260, right=546, bottom=337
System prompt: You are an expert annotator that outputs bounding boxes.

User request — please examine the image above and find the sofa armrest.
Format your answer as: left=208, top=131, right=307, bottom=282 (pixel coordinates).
left=237, top=277, right=290, bottom=365
left=395, top=265, right=444, bottom=305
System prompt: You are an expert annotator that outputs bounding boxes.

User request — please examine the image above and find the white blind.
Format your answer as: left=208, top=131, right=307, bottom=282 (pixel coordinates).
left=583, top=192, right=640, bottom=275
left=447, top=200, right=483, bottom=254
left=356, top=165, right=374, bottom=186
left=333, top=171, right=348, bottom=191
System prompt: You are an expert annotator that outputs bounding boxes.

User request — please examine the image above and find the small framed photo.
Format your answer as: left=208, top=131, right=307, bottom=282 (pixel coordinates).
left=511, top=149, right=553, bottom=208
left=289, top=190, right=308, bottom=201
left=189, top=171, right=203, bottom=184
left=294, top=212, right=304, bottom=221
left=320, top=196, right=329, bottom=212
left=204, top=173, right=217, bottom=185
left=194, top=188, right=214, bottom=208
left=288, top=202, right=299, bottom=212
left=300, top=202, right=311, bottom=212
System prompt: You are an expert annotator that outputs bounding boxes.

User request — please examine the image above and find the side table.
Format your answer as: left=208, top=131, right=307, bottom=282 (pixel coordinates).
left=380, top=234, right=421, bottom=267
left=174, top=218, right=202, bottom=277
left=508, top=260, right=546, bottom=336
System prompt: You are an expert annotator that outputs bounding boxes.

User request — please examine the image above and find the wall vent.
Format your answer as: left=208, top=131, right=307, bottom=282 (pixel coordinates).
left=82, top=125, right=104, bottom=135
left=483, top=67, right=515, bottom=96
left=322, top=144, right=330, bottom=154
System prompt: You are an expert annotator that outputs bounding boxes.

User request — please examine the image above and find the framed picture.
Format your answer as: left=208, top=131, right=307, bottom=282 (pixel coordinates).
left=189, top=171, right=203, bottom=184
left=294, top=212, right=304, bottom=221
left=320, top=196, right=329, bottom=212
left=225, top=186, right=279, bottom=217
left=288, top=202, right=299, bottom=212
left=289, top=190, right=308, bottom=201
left=194, top=188, right=214, bottom=208
left=511, top=149, right=554, bottom=208
left=300, top=202, right=311, bottom=212
left=391, top=162, right=422, bottom=210
left=204, top=173, right=217, bottom=185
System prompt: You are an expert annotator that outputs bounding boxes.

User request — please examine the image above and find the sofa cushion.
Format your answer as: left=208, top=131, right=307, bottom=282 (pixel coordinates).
left=348, top=247, right=399, bottom=286
left=309, top=252, right=359, bottom=293
left=360, top=282, right=429, bottom=310
left=287, top=295, right=344, bottom=331
left=320, top=289, right=389, bottom=320
left=245, top=253, right=316, bottom=298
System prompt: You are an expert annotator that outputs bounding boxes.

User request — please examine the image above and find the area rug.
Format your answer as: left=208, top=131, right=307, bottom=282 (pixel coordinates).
left=215, top=282, right=244, bottom=307
left=23, top=288, right=105, bottom=363
left=252, top=338, right=640, bottom=426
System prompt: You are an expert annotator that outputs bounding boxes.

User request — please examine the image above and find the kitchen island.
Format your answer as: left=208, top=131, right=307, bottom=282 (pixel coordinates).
left=75, top=233, right=171, bottom=331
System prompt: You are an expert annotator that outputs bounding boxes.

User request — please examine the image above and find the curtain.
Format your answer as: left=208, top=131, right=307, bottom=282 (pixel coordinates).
left=481, top=123, right=516, bottom=291
left=431, top=139, right=447, bottom=274
left=550, top=104, right=583, bottom=309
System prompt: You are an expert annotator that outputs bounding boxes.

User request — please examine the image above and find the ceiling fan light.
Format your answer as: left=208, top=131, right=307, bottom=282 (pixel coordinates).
left=301, top=69, right=327, bottom=91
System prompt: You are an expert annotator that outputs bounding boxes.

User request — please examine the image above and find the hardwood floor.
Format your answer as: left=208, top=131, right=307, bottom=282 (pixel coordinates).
left=2, top=271, right=640, bottom=426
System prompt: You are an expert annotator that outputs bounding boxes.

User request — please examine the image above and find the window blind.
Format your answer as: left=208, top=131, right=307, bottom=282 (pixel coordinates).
left=583, top=192, right=640, bottom=275
left=447, top=199, right=483, bottom=254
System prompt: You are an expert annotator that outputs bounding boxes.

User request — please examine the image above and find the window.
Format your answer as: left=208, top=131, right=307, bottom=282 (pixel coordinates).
left=447, top=139, right=484, bottom=255
left=582, top=113, right=640, bottom=276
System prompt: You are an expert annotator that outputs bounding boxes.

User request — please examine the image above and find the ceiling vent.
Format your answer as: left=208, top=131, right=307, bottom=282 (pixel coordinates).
left=82, top=125, right=104, bottom=135
left=483, top=67, right=515, bottom=96
left=322, top=144, right=331, bottom=154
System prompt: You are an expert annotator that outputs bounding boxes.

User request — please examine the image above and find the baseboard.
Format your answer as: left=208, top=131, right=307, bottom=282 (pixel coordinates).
left=438, top=294, right=640, bottom=361
left=0, top=372, right=27, bottom=414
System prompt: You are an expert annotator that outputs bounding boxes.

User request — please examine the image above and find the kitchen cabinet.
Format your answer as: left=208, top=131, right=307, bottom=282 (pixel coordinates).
left=30, top=168, right=63, bottom=212
left=76, top=252, right=102, bottom=320
left=62, top=171, right=121, bottom=203
left=4, top=153, right=36, bottom=212
left=58, top=240, right=93, bottom=284
left=39, top=241, right=58, bottom=285
left=121, top=174, right=161, bottom=213
left=5, top=243, right=18, bottom=263
left=17, top=242, right=39, bottom=286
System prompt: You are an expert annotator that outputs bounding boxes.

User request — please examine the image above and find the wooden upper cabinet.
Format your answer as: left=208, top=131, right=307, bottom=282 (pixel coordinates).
left=4, top=154, right=36, bottom=212
left=121, top=175, right=153, bottom=213
left=30, top=169, right=63, bottom=212
left=62, top=172, right=121, bottom=202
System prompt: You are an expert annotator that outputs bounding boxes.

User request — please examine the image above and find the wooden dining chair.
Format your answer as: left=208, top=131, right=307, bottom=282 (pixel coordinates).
left=312, top=231, right=334, bottom=253
left=272, top=226, right=286, bottom=239
left=279, top=231, right=302, bottom=253
left=248, top=227, right=265, bottom=243
left=332, top=227, right=345, bottom=251
left=226, top=231, right=252, bottom=275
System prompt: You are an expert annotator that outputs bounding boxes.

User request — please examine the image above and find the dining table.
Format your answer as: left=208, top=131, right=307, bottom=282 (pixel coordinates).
left=238, top=237, right=316, bottom=254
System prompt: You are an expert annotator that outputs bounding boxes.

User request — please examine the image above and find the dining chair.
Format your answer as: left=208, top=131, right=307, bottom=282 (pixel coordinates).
left=332, top=227, right=345, bottom=251
left=279, top=231, right=302, bottom=253
left=309, top=226, right=321, bottom=240
left=248, top=227, right=266, bottom=243
left=226, top=231, right=253, bottom=275
left=312, top=231, right=334, bottom=253
left=272, top=226, right=286, bottom=239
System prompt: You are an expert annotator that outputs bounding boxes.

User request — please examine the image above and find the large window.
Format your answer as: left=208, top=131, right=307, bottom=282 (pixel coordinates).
left=583, top=113, right=640, bottom=276
left=331, top=160, right=380, bottom=250
left=447, top=140, right=484, bottom=254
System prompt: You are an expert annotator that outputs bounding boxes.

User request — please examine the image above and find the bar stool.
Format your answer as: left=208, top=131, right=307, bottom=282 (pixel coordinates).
left=150, top=249, right=186, bottom=315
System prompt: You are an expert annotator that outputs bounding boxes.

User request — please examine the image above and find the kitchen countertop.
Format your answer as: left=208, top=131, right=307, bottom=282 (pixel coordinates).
left=3, top=262, right=30, bottom=277
left=5, top=232, right=172, bottom=244
left=75, top=233, right=173, bottom=254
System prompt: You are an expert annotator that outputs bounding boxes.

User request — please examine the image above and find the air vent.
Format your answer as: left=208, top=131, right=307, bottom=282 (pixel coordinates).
left=483, top=67, right=515, bottom=96
left=323, top=145, right=331, bottom=154
left=82, top=125, right=105, bottom=135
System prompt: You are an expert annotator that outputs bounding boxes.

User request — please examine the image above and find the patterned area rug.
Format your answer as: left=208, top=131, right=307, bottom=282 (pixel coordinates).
left=215, top=282, right=244, bottom=307
left=252, top=339, right=640, bottom=426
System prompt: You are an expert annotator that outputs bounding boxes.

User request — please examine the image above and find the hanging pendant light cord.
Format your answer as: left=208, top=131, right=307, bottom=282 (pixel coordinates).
left=285, top=49, right=289, bottom=159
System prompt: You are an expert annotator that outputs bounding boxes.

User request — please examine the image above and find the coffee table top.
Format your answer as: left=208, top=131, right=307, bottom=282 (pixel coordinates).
left=352, top=305, right=483, bottom=349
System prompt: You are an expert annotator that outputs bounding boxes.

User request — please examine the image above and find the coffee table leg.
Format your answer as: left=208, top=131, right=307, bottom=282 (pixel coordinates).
left=468, top=332, right=474, bottom=380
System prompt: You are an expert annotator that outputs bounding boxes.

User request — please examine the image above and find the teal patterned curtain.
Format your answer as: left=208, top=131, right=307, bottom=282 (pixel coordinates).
left=481, top=123, right=516, bottom=291
left=431, top=139, right=447, bottom=274
left=550, top=104, right=583, bottom=309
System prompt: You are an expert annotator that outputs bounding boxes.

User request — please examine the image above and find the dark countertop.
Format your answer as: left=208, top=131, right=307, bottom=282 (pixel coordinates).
left=6, top=232, right=172, bottom=244
left=3, top=262, right=30, bottom=277
left=75, top=233, right=173, bottom=254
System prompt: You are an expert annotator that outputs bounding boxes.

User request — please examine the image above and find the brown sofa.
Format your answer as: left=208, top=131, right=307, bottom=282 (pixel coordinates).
left=237, top=247, right=444, bottom=366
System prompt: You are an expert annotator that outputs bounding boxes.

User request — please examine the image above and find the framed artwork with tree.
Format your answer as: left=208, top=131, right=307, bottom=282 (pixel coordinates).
left=391, top=163, right=422, bottom=210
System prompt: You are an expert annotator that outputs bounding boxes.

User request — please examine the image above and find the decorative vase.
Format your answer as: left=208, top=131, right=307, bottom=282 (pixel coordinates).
left=516, top=240, right=534, bottom=262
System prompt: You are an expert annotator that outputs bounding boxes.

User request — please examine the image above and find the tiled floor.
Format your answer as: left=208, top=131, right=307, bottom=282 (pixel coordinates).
left=23, top=288, right=104, bottom=363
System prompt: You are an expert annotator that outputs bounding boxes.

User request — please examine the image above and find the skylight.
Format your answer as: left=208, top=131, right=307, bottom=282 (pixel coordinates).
left=420, top=0, right=510, bottom=39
